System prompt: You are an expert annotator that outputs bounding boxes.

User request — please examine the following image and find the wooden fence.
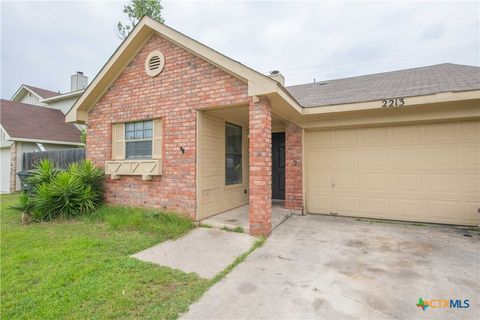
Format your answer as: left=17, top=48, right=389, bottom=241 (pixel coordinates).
left=22, top=148, right=86, bottom=171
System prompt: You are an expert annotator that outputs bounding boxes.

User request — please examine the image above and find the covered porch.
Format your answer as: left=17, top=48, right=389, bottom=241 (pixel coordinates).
left=196, top=96, right=304, bottom=237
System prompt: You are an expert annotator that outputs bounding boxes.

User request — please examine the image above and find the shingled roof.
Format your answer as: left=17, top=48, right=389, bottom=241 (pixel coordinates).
left=23, top=85, right=61, bottom=99
left=286, top=63, right=480, bottom=108
left=0, top=100, right=82, bottom=144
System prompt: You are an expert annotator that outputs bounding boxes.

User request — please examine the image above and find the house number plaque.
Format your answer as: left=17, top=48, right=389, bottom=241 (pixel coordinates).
left=381, top=98, right=405, bottom=108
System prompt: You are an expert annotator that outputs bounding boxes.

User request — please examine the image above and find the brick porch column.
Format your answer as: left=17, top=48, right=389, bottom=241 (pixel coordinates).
left=285, top=122, right=303, bottom=211
left=248, top=96, right=272, bottom=236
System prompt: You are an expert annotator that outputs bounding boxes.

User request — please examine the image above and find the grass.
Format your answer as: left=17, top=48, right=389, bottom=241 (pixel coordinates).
left=211, top=237, right=265, bottom=284
left=220, top=225, right=244, bottom=233
left=0, top=193, right=210, bottom=320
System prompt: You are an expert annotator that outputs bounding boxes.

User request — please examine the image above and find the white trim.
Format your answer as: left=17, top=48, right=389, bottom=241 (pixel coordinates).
left=11, top=85, right=44, bottom=102
left=40, top=90, right=84, bottom=103
left=0, top=141, right=14, bottom=148
left=0, top=124, right=12, bottom=141
left=6, top=137, right=84, bottom=146
left=66, top=16, right=303, bottom=123
left=302, top=90, right=480, bottom=115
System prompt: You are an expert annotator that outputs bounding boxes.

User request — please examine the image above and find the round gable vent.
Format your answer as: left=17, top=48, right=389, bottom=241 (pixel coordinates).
left=145, top=50, right=165, bottom=77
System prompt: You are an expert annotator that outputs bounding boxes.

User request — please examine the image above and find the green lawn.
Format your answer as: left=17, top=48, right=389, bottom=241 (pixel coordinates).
left=0, top=193, right=210, bottom=319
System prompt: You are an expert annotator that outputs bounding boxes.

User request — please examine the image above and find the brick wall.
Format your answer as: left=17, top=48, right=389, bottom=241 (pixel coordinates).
left=87, top=34, right=248, bottom=219
left=248, top=96, right=272, bottom=236
left=9, top=142, right=16, bottom=192
left=285, top=122, right=303, bottom=211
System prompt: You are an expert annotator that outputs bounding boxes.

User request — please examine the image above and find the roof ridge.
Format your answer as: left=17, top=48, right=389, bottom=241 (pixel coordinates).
left=286, top=63, right=480, bottom=88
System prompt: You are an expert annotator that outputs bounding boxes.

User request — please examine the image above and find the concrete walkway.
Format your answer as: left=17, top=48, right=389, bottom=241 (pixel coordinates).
left=182, top=215, right=479, bottom=319
left=201, top=201, right=292, bottom=233
left=132, top=228, right=255, bottom=279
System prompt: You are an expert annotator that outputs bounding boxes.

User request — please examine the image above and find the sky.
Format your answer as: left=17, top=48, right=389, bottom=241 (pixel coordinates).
left=1, top=0, right=479, bottom=99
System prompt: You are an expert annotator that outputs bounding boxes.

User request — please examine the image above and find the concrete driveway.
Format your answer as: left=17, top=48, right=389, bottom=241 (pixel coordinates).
left=182, top=215, right=479, bottom=319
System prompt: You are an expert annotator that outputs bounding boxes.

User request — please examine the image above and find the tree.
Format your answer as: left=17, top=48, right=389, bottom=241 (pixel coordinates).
left=116, top=0, right=164, bottom=39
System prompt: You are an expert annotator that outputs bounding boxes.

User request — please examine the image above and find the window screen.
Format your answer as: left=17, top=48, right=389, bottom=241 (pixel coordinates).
left=125, top=120, right=153, bottom=159
left=225, top=123, right=242, bottom=185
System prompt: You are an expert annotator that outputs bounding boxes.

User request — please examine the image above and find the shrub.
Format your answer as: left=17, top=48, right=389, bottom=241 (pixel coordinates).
left=27, top=159, right=60, bottom=189
left=19, top=159, right=104, bottom=221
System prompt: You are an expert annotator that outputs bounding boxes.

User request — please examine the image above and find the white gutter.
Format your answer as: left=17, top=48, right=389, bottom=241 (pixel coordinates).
left=40, top=90, right=84, bottom=103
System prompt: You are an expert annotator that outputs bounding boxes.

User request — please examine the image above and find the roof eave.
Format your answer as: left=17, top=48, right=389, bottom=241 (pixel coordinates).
left=11, top=85, right=44, bottom=102
left=6, top=137, right=84, bottom=146
left=302, top=89, right=480, bottom=115
left=41, top=90, right=84, bottom=103
left=66, top=16, right=302, bottom=123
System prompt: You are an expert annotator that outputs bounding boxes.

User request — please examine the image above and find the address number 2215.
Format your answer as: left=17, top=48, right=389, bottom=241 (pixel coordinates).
left=381, top=98, right=405, bottom=107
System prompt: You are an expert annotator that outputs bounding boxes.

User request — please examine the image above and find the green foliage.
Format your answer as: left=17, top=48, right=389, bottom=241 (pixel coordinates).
left=1, top=193, right=207, bottom=319
left=90, top=206, right=194, bottom=239
left=19, top=159, right=104, bottom=221
left=27, top=159, right=60, bottom=189
left=220, top=225, right=244, bottom=233
left=10, top=192, right=34, bottom=212
left=68, top=160, right=105, bottom=205
left=80, top=128, right=87, bottom=144
left=117, top=0, right=164, bottom=39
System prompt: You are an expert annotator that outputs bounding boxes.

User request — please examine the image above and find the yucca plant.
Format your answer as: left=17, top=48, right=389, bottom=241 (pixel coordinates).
left=18, top=159, right=105, bottom=221
left=27, top=159, right=60, bottom=191
left=11, top=192, right=34, bottom=224
left=68, top=160, right=104, bottom=205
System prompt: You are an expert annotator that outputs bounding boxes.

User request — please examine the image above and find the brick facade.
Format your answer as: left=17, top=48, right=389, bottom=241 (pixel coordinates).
left=248, top=96, right=272, bottom=236
left=9, top=142, right=16, bottom=192
left=86, top=34, right=248, bottom=219
left=285, top=122, right=303, bottom=211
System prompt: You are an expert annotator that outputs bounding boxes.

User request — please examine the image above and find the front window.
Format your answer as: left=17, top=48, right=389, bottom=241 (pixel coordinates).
left=125, top=120, right=153, bottom=159
left=225, top=123, right=242, bottom=185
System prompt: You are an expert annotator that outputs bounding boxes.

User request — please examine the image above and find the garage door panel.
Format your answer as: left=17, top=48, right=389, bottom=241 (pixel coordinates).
left=1, top=148, right=11, bottom=193
left=425, top=146, right=458, bottom=171
left=459, top=122, right=480, bottom=142
left=426, top=200, right=462, bottom=223
left=464, top=202, right=480, bottom=224
left=425, top=122, right=457, bottom=144
left=334, top=174, right=359, bottom=191
left=461, top=145, right=479, bottom=170
left=360, top=174, right=389, bottom=191
left=359, top=197, right=390, bottom=218
left=360, top=148, right=389, bottom=171
left=333, top=196, right=359, bottom=215
left=307, top=173, right=331, bottom=189
left=307, top=130, right=332, bottom=147
left=307, top=149, right=332, bottom=170
left=333, top=129, right=358, bottom=146
left=391, top=174, right=422, bottom=193
left=307, top=193, right=332, bottom=213
left=424, top=174, right=460, bottom=195
left=391, top=125, right=423, bottom=145
left=306, top=120, right=480, bottom=226
left=360, top=127, right=389, bottom=146
left=334, top=149, right=358, bottom=170
left=463, top=174, right=480, bottom=198
left=389, top=199, right=425, bottom=219
left=391, top=147, right=423, bottom=171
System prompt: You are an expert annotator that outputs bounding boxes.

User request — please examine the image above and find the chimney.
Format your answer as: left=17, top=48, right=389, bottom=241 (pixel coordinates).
left=268, top=70, right=285, bottom=86
left=71, top=71, right=88, bottom=91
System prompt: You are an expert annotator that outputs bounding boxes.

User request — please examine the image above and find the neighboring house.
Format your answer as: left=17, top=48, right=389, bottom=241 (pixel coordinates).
left=11, top=72, right=88, bottom=114
left=0, top=100, right=83, bottom=193
left=67, top=17, right=480, bottom=236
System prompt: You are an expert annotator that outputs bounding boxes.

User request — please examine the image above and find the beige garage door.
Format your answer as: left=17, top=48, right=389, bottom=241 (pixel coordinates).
left=306, top=120, right=480, bottom=225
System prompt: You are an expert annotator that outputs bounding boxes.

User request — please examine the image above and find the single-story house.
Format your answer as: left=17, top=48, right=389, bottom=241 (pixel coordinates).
left=66, top=16, right=480, bottom=235
left=0, top=100, right=83, bottom=193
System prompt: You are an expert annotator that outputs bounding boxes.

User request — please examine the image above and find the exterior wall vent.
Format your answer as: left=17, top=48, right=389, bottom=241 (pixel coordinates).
left=145, top=50, right=165, bottom=77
